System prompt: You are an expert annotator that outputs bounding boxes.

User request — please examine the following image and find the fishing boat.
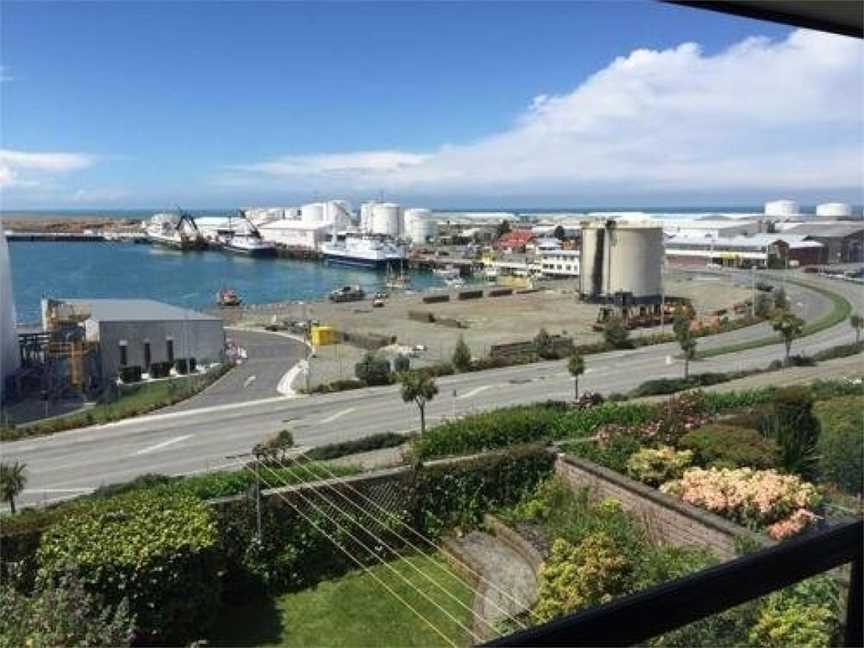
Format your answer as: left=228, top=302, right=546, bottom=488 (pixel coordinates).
left=321, top=232, right=406, bottom=270
left=220, top=211, right=277, bottom=257
left=385, top=261, right=411, bottom=289
left=433, top=266, right=460, bottom=280
left=145, top=210, right=206, bottom=250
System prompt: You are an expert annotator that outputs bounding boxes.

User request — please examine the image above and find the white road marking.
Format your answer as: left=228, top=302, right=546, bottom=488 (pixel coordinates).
left=458, top=385, right=494, bottom=399
left=243, top=375, right=257, bottom=389
left=23, top=487, right=94, bottom=494
left=319, top=407, right=357, bottom=424
left=276, top=362, right=305, bottom=396
left=135, top=434, right=193, bottom=456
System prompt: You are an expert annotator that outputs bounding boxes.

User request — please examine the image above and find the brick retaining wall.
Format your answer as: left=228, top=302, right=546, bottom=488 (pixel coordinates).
left=554, top=454, right=771, bottom=560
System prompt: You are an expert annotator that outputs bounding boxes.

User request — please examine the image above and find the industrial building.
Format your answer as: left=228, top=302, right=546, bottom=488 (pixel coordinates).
left=539, top=250, right=580, bottom=278
left=660, top=218, right=762, bottom=239
left=39, top=298, right=225, bottom=388
left=780, top=222, right=864, bottom=264
left=256, top=220, right=332, bottom=251
left=0, top=224, right=19, bottom=402
left=664, top=234, right=824, bottom=268
left=578, top=221, right=664, bottom=304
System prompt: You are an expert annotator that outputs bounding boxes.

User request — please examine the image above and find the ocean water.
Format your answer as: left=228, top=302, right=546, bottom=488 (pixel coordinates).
left=7, top=242, right=445, bottom=324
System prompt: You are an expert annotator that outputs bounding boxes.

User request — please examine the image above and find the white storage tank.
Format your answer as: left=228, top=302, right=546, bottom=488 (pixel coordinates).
left=302, top=202, right=325, bottom=223
left=404, top=208, right=437, bottom=244
left=816, top=202, right=852, bottom=218
left=325, top=200, right=354, bottom=229
left=371, top=202, right=401, bottom=237
left=764, top=199, right=799, bottom=218
left=579, top=221, right=663, bottom=301
left=360, top=201, right=377, bottom=233
left=0, top=222, right=19, bottom=402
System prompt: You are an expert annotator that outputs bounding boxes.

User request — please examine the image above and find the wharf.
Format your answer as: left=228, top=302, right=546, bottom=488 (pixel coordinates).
left=408, top=255, right=482, bottom=275
left=5, top=231, right=106, bottom=242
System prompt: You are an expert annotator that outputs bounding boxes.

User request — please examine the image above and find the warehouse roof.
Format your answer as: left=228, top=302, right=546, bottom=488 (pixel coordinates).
left=665, top=234, right=822, bottom=250
left=55, top=298, right=220, bottom=322
left=781, top=223, right=864, bottom=238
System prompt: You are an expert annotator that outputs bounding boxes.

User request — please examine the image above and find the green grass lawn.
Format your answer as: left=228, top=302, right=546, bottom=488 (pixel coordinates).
left=697, top=278, right=851, bottom=359
left=2, top=365, right=231, bottom=441
left=209, top=553, right=475, bottom=647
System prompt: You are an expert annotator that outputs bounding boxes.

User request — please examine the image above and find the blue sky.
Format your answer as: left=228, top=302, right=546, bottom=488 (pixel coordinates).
left=1, top=1, right=861, bottom=209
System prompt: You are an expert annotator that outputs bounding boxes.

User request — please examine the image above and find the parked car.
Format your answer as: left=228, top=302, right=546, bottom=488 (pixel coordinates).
left=328, top=285, right=366, bottom=303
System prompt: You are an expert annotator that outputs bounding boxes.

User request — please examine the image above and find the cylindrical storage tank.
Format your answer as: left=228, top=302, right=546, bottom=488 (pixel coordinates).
left=404, top=208, right=435, bottom=243
left=816, top=202, right=851, bottom=218
left=605, top=224, right=663, bottom=299
left=578, top=225, right=604, bottom=299
left=302, top=202, right=325, bottom=223
left=360, top=202, right=376, bottom=232
left=371, top=202, right=401, bottom=237
left=285, top=207, right=301, bottom=220
left=764, top=199, right=799, bottom=218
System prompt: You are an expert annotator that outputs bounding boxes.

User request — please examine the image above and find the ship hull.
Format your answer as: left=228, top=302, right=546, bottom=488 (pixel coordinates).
left=147, top=234, right=206, bottom=251
left=322, top=254, right=399, bottom=270
left=223, top=244, right=277, bottom=257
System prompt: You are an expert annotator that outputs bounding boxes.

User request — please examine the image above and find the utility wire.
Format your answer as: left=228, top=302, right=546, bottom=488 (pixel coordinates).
left=282, top=456, right=532, bottom=624
left=271, top=453, right=514, bottom=635
left=254, top=462, right=481, bottom=645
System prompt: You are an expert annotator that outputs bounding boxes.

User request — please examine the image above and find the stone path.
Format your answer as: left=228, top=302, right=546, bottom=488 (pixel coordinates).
left=444, top=530, right=537, bottom=641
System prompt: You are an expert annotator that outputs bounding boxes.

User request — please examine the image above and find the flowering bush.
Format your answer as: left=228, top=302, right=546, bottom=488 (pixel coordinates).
left=660, top=467, right=821, bottom=539
left=534, top=533, right=632, bottom=622
left=626, top=446, right=693, bottom=487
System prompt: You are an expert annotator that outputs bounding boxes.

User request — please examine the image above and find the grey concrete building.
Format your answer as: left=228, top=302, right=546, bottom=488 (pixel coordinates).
left=41, top=298, right=225, bottom=381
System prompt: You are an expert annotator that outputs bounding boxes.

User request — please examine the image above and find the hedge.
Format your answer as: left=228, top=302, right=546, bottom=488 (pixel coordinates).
left=409, top=400, right=658, bottom=460
left=305, top=432, right=410, bottom=462
left=36, top=490, right=221, bottom=644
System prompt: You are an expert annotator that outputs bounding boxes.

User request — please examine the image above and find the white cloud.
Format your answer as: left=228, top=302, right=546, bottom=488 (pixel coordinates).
left=224, top=29, right=863, bottom=198
left=69, top=187, right=129, bottom=203
left=0, top=149, right=95, bottom=188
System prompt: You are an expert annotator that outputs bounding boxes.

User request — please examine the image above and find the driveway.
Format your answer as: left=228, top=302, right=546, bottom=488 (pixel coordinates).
left=166, top=328, right=306, bottom=410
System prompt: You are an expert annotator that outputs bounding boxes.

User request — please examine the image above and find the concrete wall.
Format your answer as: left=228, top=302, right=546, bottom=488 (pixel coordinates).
left=96, top=319, right=225, bottom=378
left=554, top=454, right=771, bottom=561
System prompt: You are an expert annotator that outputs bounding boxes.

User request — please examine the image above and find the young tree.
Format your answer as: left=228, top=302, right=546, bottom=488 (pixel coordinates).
left=399, top=371, right=438, bottom=434
left=552, top=225, right=566, bottom=240
left=773, top=286, right=789, bottom=313
left=672, top=307, right=698, bottom=379
left=0, top=461, right=27, bottom=514
left=567, top=353, right=585, bottom=400
left=850, top=313, right=863, bottom=344
left=754, top=293, right=773, bottom=319
left=772, top=311, right=805, bottom=365
left=603, top=316, right=631, bottom=349
left=451, top=336, right=473, bottom=372
left=534, top=328, right=558, bottom=359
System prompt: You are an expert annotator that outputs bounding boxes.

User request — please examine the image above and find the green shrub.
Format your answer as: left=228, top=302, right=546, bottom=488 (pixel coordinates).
left=392, top=353, right=411, bottom=373
left=815, top=396, right=864, bottom=494
left=36, top=490, right=221, bottom=643
left=812, top=341, right=864, bottom=361
left=354, top=352, right=392, bottom=386
left=564, top=434, right=644, bottom=473
left=0, top=572, right=133, bottom=647
left=305, top=432, right=409, bottom=461
left=534, top=533, right=632, bottom=622
left=604, top=317, right=632, bottom=349
left=414, top=445, right=554, bottom=537
left=630, top=373, right=731, bottom=397
left=625, top=446, right=693, bottom=487
left=680, top=424, right=780, bottom=470
left=409, top=400, right=658, bottom=460
left=632, top=544, right=716, bottom=593
left=452, top=336, right=473, bottom=371
left=748, top=576, right=841, bottom=648
left=761, top=386, right=821, bottom=480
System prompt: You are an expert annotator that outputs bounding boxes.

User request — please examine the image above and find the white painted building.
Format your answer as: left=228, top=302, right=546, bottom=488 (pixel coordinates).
left=257, top=220, right=332, bottom=250
left=539, top=250, right=580, bottom=278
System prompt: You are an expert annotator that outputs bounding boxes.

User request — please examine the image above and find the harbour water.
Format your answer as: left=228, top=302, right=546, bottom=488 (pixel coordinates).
left=7, top=241, right=444, bottom=323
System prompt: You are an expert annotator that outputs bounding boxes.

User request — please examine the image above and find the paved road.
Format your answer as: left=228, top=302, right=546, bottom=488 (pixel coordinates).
left=164, top=328, right=306, bottom=410
left=4, top=273, right=861, bottom=509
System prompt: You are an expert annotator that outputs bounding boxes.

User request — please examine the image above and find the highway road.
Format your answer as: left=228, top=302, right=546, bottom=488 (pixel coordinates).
left=3, top=273, right=861, bottom=510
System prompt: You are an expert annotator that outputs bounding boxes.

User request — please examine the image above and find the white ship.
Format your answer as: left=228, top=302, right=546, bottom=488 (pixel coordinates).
left=145, top=211, right=205, bottom=250
left=433, top=266, right=460, bottom=280
left=218, top=211, right=277, bottom=257
left=321, top=233, right=406, bottom=270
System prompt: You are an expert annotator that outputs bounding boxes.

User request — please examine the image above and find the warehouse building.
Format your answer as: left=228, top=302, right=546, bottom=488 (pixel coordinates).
left=665, top=234, right=823, bottom=268
left=40, top=298, right=225, bottom=384
left=660, top=218, right=762, bottom=239
left=780, top=222, right=864, bottom=264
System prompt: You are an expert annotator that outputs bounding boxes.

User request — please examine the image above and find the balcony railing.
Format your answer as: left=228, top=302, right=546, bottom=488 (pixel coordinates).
left=485, top=519, right=862, bottom=647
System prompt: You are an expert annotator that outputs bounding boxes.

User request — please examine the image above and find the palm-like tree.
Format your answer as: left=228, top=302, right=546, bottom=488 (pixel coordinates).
left=567, top=353, right=585, bottom=399
left=399, top=371, right=438, bottom=434
left=772, top=311, right=805, bottom=365
left=673, top=308, right=698, bottom=379
left=850, top=313, right=863, bottom=344
left=0, top=461, right=27, bottom=514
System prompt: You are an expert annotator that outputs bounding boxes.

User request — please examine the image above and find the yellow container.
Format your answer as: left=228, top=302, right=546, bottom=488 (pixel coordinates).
left=311, top=325, right=337, bottom=347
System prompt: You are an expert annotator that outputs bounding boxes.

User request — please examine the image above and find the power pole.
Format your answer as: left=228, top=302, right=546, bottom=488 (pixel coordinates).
left=751, top=266, right=756, bottom=318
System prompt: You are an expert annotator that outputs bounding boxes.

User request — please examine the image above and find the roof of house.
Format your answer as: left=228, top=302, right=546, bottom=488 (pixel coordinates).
left=495, top=230, right=536, bottom=246
left=781, top=222, right=864, bottom=238
left=55, top=298, right=220, bottom=322
left=665, top=233, right=822, bottom=250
